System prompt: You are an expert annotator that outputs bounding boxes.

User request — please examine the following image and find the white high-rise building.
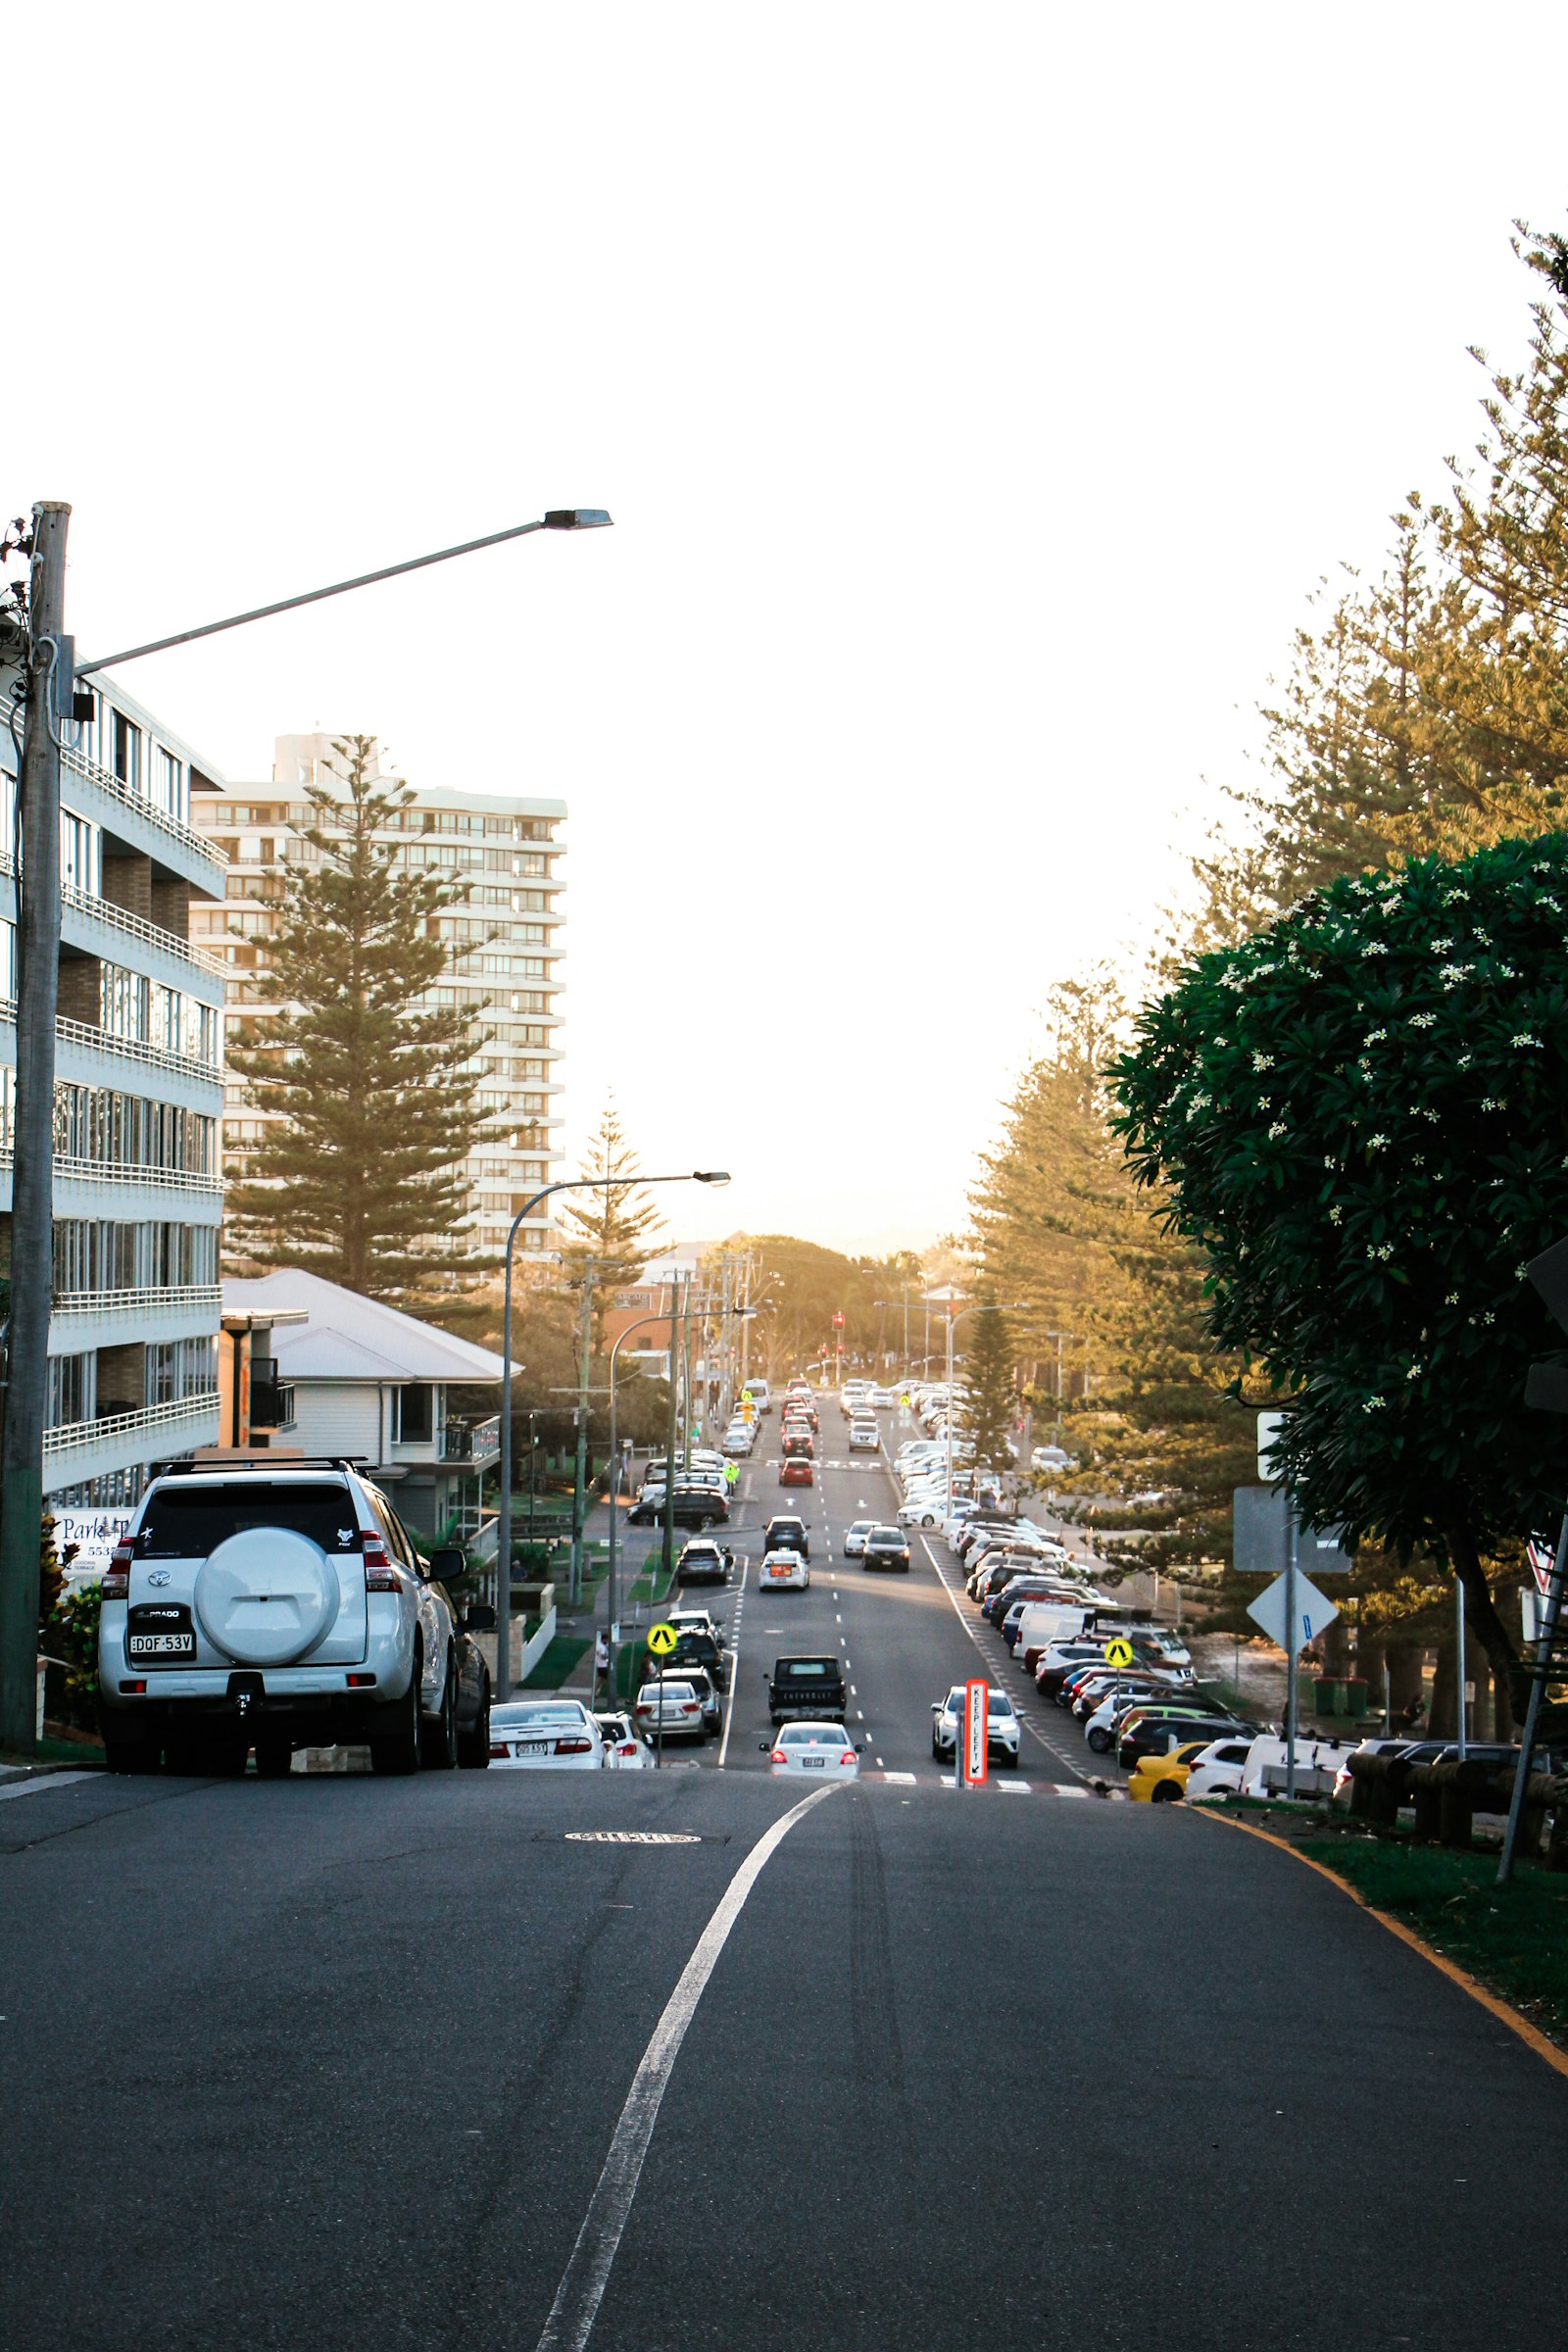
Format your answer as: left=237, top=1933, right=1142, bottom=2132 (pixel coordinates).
left=0, top=665, right=227, bottom=1525
left=190, top=735, right=564, bottom=1262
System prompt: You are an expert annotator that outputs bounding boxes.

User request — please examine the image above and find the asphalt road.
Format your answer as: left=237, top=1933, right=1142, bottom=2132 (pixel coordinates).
left=671, top=1403, right=1089, bottom=1784
left=5, top=1406, right=1568, bottom=2352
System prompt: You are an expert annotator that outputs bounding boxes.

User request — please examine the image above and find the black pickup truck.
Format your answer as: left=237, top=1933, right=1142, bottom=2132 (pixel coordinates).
left=765, top=1654, right=848, bottom=1725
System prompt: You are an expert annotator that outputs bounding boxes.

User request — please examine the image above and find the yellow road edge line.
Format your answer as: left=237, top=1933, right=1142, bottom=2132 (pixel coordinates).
left=1192, top=1803, right=1568, bottom=2082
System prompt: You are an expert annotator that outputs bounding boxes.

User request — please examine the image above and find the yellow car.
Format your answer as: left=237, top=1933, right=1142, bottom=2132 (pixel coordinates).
left=1128, top=1740, right=1211, bottom=1803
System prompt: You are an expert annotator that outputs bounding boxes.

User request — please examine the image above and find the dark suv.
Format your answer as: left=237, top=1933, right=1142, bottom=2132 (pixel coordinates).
left=861, top=1525, right=911, bottom=1573
left=763, top=1514, right=810, bottom=1559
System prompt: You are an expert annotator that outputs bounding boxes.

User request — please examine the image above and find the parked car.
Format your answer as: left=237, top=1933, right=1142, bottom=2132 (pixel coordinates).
left=665, top=1606, right=727, bottom=1649
left=1128, top=1739, right=1213, bottom=1801
left=861, top=1525, right=911, bottom=1572
left=97, top=1460, right=494, bottom=1778
left=626, top=1485, right=731, bottom=1529
left=595, top=1710, right=654, bottom=1770
left=763, top=1722, right=861, bottom=1775
left=676, top=1538, right=734, bottom=1587
left=1182, top=1737, right=1257, bottom=1800
left=634, top=1680, right=707, bottom=1742
left=664, top=1629, right=730, bottom=1693
left=490, top=1697, right=605, bottom=1769
left=1118, top=1712, right=1246, bottom=1773
left=721, top=1425, right=756, bottom=1457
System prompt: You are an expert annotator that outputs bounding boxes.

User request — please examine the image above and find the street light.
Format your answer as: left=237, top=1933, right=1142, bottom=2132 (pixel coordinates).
left=493, top=1168, right=729, bottom=1704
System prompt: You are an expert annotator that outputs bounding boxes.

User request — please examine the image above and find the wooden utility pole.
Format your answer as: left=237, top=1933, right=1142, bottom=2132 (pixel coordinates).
left=0, top=502, right=71, bottom=1754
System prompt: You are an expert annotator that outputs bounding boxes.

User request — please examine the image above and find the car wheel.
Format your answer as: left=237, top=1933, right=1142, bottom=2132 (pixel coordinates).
left=421, top=1658, right=460, bottom=1770
left=458, top=1673, right=492, bottom=1769
left=102, top=1731, right=161, bottom=1775
left=370, top=1653, right=423, bottom=1777
left=1151, top=1781, right=1181, bottom=1803
left=255, top=1737, right=293, bottom=1780
left=1087, top=1727, right=1112, bottom=1754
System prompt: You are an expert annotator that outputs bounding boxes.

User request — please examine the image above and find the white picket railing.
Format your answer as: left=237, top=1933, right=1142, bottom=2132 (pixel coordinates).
left=43, top=1392, right=220, bottom=1459
left=60, top=879, right=223, bottom=979
left=52, top=1285, right=221, bottom=1323
left=60, top=745, right=227, bottom=878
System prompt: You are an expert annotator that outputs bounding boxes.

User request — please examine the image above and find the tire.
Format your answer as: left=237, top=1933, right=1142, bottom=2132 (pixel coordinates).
left=458, top=1673, right=492, bottom=1769
left=421, top=1658, right=460, bottom=1771
left=370, top=1652, right=422, bottom=1777
left=1087, top=1727, right=1112, bottom=1754
left=1151, top=1780, right=1181, bottom=1803
left=255, top=1737, right=293, bottom=1780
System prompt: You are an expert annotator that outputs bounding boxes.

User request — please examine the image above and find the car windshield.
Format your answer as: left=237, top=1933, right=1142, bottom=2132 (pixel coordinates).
left=494, top=1703, right=589, bottom=1729
left=134, top=1481, right=361, bottom=1557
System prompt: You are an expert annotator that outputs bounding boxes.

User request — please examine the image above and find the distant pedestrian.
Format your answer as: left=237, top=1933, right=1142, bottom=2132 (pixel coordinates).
left=724, top=1460, right=739, bottom=1493
left=594, top=1629, right=610, bottom=1697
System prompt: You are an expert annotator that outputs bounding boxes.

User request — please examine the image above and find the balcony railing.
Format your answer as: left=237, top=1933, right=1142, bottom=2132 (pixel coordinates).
left=439, top=1414, right=501, bottom=1463
left=60, top=744, right=227, bottom=880
left=0, top=1147, right=222, bottom=1197
left=52, top=1284, right=221, bottom=1323
left=43, top=1391, right=220, bottom=1459
left=0, top=1000, right=222, bottom=1087
left=60, top=878, right=224, bottom=979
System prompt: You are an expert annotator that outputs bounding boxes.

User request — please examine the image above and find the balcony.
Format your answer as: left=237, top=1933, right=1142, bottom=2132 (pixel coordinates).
left=60, top=744, right=227, bottom=886
left=0, top=1148, right=222, bottom=1200
left=0, top=1001, right=222, bottom=1097
left=50, top=1285, right=220, bottom=1353
left=42, top=1391, right=221, bottom=1489
left=438, top=1414, right=501, bottom=1466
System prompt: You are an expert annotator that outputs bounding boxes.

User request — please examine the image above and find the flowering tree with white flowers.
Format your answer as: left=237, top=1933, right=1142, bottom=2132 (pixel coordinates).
left=1113, top=835, right=1568, bottom=1696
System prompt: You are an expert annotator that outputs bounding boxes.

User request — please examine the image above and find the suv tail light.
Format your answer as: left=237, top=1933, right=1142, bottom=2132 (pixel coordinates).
left=363, top=1532, right=400, bottom=1592
left=103, top=1542, right=134, bottom=1600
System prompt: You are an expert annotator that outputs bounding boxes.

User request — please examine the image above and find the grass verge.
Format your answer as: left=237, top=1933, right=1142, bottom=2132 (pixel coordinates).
left=519, top=1635, right=592, bottom=1691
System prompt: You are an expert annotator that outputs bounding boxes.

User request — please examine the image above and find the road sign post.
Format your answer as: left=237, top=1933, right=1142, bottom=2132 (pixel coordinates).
left=648, top=1620, right=678, bottom=1773
left=963, top=1678, right=988, bottom=1789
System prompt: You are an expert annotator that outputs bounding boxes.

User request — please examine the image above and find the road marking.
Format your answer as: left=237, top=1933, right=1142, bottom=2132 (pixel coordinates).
left=531, top=1782, right=839, bottom=2352
left=882, top=1769, right=915, bottom=1783
left=999, top=1780, right=1030, bottom=1793
left=565, top=1831, right=702, bottom=1844
left=715, top=1560, right=749, bottom=1770
left=849, top=1685, right=858, bottom=1696
left=856, top=1708, right=865, bottom=1720
left=1053, top=1784, right=1091, bottom=1799
left=835, top=1613, right=842, bottom=1624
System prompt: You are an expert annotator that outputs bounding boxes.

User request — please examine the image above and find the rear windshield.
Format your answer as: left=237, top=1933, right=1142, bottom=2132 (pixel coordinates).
left=781, top=1725, right=844, bottom=1743
left=778, top=1660, right=834, bottom=1677
left=135, top=1482, right=359, bottom=1558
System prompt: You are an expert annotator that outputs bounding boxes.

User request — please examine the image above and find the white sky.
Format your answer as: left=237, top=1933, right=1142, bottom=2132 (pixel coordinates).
left=13, top=4, right=1568, bottom=1254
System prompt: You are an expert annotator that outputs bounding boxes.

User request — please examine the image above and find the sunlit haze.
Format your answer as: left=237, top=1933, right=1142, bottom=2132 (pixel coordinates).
left=12, top=2, right=1568, bottom=1252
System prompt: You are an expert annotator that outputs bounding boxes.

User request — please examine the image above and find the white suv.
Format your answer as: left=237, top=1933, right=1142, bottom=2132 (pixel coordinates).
left=97, top=1461, right=495, bottom=1779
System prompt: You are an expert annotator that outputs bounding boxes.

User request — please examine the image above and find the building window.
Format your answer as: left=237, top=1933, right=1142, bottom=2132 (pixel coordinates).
left=153, top=746, right=185, bottom=822
left=112, top=712, right=142, bottom=793
left=391, top=1385, right=433, bottom=1443
left=60, top=810, right=100, bottom=895
left=47, top=1352, right=94, bottom=1428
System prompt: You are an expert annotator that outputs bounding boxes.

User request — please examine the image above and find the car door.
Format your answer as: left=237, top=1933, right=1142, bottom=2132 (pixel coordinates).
left=374, top=1494, right=448, bottom=1708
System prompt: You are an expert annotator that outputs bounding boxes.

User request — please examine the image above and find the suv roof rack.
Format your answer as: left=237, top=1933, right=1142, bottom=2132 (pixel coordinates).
left=148, top=1456, right=369, bottom=1477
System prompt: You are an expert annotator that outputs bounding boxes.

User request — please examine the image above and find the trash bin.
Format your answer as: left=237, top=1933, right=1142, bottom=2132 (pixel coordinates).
left=1312, top=1677, right=1345, bottom=1716
left=1342, top=1677, right=1369, bottom=1718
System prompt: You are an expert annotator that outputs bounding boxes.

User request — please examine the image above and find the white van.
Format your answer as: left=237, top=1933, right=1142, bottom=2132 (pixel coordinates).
left=742, top=1379, right=771, bottom=1416
left=1013, top=1601, right=1094, bottom=1658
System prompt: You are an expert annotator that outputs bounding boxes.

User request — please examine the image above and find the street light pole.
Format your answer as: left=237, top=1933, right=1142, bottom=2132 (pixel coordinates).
left=494, top=1171, right=728, bottom=1706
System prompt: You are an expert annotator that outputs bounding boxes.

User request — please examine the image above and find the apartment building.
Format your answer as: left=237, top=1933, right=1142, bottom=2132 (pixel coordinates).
left=0, top=667, right=227, bottom=1524
left=190, top=734, right=564, bottom=1264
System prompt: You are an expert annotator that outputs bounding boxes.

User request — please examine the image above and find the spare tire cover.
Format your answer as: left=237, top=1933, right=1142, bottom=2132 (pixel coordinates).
left=194, top=1527, right=338, bottom=1666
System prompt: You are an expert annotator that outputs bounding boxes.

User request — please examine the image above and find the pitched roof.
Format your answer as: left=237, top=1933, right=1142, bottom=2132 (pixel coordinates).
left=221, top=1270, right=515, bottom=1383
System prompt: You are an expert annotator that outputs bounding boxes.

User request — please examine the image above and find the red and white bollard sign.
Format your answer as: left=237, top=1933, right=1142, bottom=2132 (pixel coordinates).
left=962, top=1678, right=988, bottom=1788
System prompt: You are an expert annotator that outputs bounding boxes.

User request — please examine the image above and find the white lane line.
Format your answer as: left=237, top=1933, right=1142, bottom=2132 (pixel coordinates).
left=0, top=1771, right=98, bottom=1803
left=835, top=1613, right=842, bottom=1624
left=999, top=1780, right=1031, bottom=1793
left=715, top=1560, right=749, bottom=1770
left=849, top=1685, right=858, bottom=1696
left=856, top=1708, right=865, bottom=1720
left=531, top=1781, right=839, bottom=2352
left=881, top=1768, right=914, bottom=1783
left=1053, top=1784, right=1092, bottom=1799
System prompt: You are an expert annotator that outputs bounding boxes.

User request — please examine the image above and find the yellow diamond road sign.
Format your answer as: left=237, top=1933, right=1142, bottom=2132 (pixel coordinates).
left=1102, top=1637, right=1135, bottom=1668
left=647, top=1622, right=679, bottom=1657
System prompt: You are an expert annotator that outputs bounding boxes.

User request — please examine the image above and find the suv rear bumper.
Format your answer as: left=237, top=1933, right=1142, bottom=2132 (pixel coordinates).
left=99, top=1680, right=408, bottom=1749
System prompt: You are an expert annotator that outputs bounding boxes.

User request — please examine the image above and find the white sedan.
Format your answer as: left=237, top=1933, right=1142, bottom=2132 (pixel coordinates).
left=633, top=1680, right=707, bottom=1741
left=849, top=1420, right=881, bottom=1451
left=759, top=1547, right=810, bottom=1591
left=1182, top=1737, right=1254, bottom=1799
left=842, top=1521, right=876, bottom=1558
left=595, top=1711, right=654, bottom=1769
left=489, top=1698, right=605, bottom=1769
left=899, top=1494, right=951, bottom=1528
left=764, top=1721, right=861, bottom=1776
